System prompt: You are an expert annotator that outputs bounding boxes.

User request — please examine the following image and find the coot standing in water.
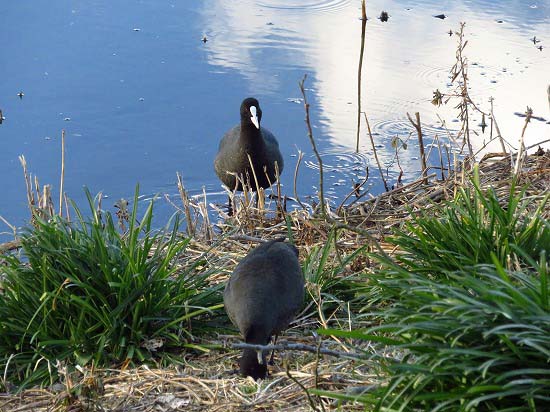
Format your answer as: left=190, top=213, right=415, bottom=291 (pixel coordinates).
left=224, top=239, right=304, bottom=380
left=214, top=97, right=284, bottom=193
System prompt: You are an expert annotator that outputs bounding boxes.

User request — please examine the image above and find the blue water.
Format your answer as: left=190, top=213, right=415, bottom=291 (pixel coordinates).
left=1, top=0, right=549, bottom=240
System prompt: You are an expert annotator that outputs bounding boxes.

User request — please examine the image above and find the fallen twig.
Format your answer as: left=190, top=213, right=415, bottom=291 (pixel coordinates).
left=231, top=342, right=364, bottom=360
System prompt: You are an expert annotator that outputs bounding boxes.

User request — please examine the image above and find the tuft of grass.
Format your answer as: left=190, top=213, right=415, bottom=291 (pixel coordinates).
left=302, top=229, right=368, bottom=318
left=0, top=187, right=223, bottom=389
left=359, top=259, right=550, bottom=411
left=389, top=171, right=549, bottom=278
left=319, top=180, right=550, bottom=411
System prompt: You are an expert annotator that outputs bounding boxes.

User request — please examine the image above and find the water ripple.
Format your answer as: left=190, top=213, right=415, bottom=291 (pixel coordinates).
left=257, top=0, right=353, bottom=14
left=372, top=118, right=449, bottom=141
left=304, top=151, right=369, bottom=174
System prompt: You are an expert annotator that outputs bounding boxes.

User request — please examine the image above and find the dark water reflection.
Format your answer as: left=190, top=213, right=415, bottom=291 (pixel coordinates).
left=1, top=0, right=549, bottom=238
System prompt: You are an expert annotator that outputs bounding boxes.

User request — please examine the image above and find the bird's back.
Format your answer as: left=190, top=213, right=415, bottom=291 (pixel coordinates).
left=224, top=240, right=303, bottom=344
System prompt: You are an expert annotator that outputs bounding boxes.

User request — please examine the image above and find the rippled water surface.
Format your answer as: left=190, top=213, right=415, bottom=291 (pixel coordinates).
left=1, top=0, right=549, bottom=237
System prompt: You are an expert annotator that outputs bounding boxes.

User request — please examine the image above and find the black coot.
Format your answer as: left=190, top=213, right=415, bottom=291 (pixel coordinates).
left=214, top=97, right=284, bottom=191
left=224, top=239, right=304, bottom=379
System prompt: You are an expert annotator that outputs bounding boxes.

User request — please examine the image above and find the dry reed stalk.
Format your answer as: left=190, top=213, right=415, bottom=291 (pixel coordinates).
left=18, top=155, right=35, bottom=218
left=293, top=150, right=307, bottom=210
left=513, top=107, right=532, bottom=176
left=407, top=112, right=428, bottom=182
left=33, top=176, right=40, bottom=205
left=355, top=0, right=367, bottom=153
left=238, top=175, right=250, bottom=210
left=58, top=129, right=65, bottom=217
left=177, top=172, right=196, bottom=236
left=299, top=75, right=326, bottom=218
left=200, top=187, right=213, bottom=241
left=435, top=134, right=445, bottom=180
left=454, top=23, right=474, bottom=157
left=363, top=112, right=388, bottom=191
left=17, top=156, right=57, bottom=223
left=336, top=167, right=369, bottom=215
left=274, top=161, right=282, bottom=215
left=436, top=114, right=458, bottom=147
left=0, top=216, right=17, bottom=239
left=246, top=154, right=264, bottom=211
left=445, top=145, right=451, bottom=179
left=39, top=185, right=54, bottom=218
left=63, top=192, right=71, bottom=221
left=490, top=97, right=507, bottom=153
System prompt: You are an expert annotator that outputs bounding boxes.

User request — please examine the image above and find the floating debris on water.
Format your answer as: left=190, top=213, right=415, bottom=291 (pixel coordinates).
left=286, top=98, right=303, bottom=104
left=434, top=14, right=446, bottom=19
left=17, top=91, right=24, bottom=99
left=379, top=11, right=389, bottom=22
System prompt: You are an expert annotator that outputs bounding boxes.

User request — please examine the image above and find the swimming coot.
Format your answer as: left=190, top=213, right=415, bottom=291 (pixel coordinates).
left=224, top=239, right=304, bottom=379
left=214, top=97, right=284, bottom=191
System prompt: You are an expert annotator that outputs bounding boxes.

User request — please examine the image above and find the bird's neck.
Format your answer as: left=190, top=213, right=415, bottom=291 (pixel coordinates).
left=240, top=121, right=263, bottom=145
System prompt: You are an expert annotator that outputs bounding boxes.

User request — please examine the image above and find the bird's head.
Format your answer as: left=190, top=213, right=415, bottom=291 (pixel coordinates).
left=241, top=97, right=262, bottom=129
left=240, top=347, right=267, bottom=380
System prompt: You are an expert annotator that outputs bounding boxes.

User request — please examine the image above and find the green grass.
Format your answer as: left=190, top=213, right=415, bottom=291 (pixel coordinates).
left=0, top=188, right=223, bottom=388
left=359, top=260, right=550, bottom=411
left=391, top=174, right=550, bottom=276
left=302, top=228, right=368, bottom=318
left=318, top=177, right=550, bottom=411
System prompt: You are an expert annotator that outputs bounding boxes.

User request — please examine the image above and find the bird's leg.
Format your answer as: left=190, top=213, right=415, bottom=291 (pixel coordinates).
left=227, top=194, right=234, bottom=216
left=268, top=334, right=278, bottom=365
left=257, top=349, right=264, bottom=365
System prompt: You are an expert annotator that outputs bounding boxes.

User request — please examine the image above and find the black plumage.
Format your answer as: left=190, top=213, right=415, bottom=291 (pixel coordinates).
left=224, top=239, right=304, bottom=379
left=214, top=97, right=283, bottom=191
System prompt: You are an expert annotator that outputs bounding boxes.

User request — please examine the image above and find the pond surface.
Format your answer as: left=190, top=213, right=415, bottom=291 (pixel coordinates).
left=1, top=0, right=549, bottom=238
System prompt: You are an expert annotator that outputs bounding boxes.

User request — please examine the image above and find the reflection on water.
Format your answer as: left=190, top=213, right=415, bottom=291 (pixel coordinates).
left=201, top=0, right=549, bottom=193
left=0, top=0, right=549, bottom=237
left=257, top=0, right=353, bottom=13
